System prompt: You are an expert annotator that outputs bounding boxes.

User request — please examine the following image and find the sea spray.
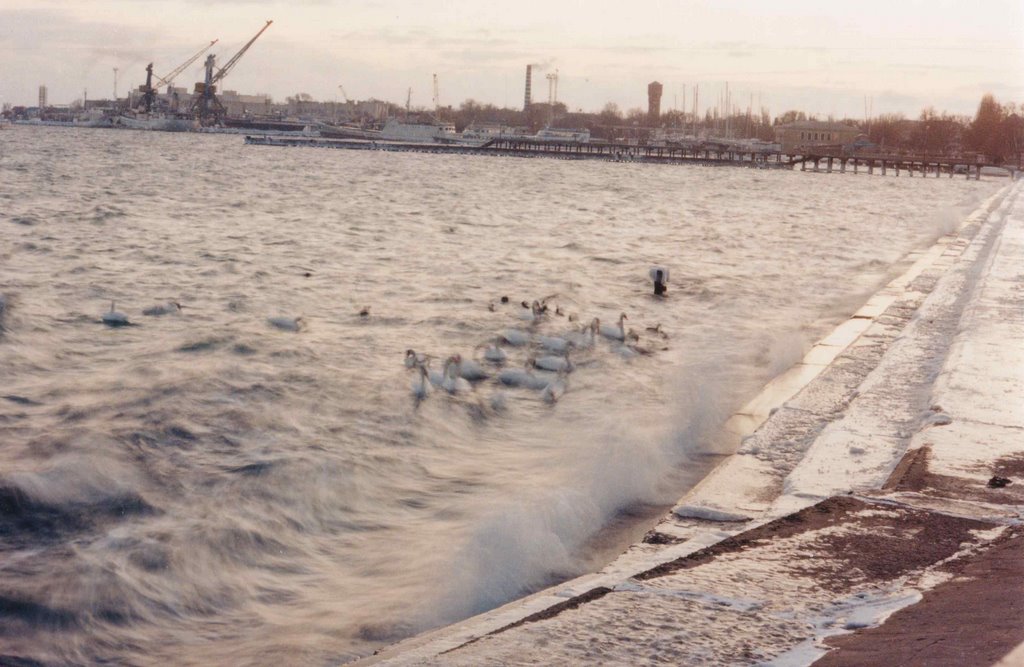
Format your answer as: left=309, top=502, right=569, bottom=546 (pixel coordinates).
left=422, top=358, right=739, bottom=626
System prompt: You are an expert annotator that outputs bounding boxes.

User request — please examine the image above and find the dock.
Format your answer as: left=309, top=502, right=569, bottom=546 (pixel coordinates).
left=244, top=134, right=1017, bottom=179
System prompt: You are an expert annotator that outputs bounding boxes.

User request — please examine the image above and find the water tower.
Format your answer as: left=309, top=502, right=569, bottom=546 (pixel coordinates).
left=648, top=81, right=663, bottom=124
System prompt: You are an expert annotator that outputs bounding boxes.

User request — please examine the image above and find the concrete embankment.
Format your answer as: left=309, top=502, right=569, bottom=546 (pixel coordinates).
left=359, top=180, right=1024, bottom=666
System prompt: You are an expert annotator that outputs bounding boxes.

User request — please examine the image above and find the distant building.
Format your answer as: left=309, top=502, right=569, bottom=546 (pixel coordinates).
left=355, top=99, right=389, bottom=121
left=220, top=90, right=273, bottom=117
left=38, top=85, right=47, bottom=109
left=648, top=81, right=663, bottom=124
left=774, top=120, right=859, bottom=152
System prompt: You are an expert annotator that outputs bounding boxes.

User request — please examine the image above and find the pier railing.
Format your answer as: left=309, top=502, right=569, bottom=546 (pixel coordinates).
left=243, top=135, right=1018, bottom=179
left=787, top=149, right=1016, bottom=180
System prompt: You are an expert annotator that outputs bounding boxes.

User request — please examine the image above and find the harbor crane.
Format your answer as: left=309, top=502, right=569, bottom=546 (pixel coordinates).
left=338, top=84, right=352, bottom=103
left=154, top=40, right=219, bottom=93
left=192, top=20, right=273, bottom=124
left=137, top=39, right=218, bottom=113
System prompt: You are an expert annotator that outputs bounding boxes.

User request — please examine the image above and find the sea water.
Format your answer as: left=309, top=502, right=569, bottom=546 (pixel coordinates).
left=0, top=126, right=999, bottom=664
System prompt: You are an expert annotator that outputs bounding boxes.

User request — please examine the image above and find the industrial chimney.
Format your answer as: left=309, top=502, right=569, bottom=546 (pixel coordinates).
left=524, top=65, right=532, bottom=111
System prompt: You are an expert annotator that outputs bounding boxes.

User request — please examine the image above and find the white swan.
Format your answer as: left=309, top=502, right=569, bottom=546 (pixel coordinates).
left=500, top=328, right=531, bottom=346
left=565, top=319, right=598, bottom=350
left=410, top=364, right=432, bottom=400
left=537, top=334, right=571, bottom=353
left=534, top=347, right=573, bottom=373
left=599, top=313, right=628, bottom=341
left=498, top=360, right=550, bottom=390
left=142, top=301, right=182, bottom=316
left=481, top=340, right=508, bottom=364
left=455, top=355, right=490, bottom=381
left=441, top=356, right=472, bottom=394
left=412, top=358, right=446, bottom=387
left=267, top=316, right=304, bottom=332
left=102, top=301, right=130, bottom=327
left=404, top=349, right=429, bottom=369
left=541, top=372, right=568, bottom=404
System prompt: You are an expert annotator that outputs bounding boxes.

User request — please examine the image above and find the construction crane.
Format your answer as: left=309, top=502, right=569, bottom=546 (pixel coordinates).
left=192, top=20, right=273, bottom=124
left=338, top=84, right=352, bottom=103
left=154, top=40, right=218, bottom=92
left=136, top=40, right=218, bottom=113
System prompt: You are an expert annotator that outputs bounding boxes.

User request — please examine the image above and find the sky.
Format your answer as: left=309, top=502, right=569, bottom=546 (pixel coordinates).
left=1, top=0, right=1022, bottom=119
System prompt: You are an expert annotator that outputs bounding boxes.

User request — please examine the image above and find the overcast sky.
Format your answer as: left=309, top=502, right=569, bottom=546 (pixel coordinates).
left=2, top=0, right=1022, bottom=119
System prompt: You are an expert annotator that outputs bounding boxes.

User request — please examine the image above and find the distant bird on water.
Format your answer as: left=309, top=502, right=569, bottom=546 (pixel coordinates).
left=267, top=316, right=304, bottom=332
left=142, top=301, right=182, bottom=316
left=102, top=301, right=130, bottom=327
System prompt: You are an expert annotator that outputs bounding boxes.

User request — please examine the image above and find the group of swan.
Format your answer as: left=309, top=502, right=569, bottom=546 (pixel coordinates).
left=405, top=300, right=668, bottom=407
left=99, top=300, right=184, bottom=327
left=406, top=352, right=478, bottom=399
left=98, top=299, right=313, bottom=334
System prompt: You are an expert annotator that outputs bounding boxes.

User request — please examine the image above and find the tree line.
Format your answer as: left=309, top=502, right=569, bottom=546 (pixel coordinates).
left=441, top=93, right=1022, bottom=164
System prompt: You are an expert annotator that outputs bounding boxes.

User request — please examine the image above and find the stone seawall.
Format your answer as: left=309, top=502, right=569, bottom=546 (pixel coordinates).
left=359, top=181, right=1023, bottom=666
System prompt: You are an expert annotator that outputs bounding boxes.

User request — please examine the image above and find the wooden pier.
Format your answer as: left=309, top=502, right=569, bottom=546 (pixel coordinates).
left=244, top=135, right=790, bottom=169
left=244, top=135, right=1018, bottom=180
left=787, top=150, right=1015, bottom=180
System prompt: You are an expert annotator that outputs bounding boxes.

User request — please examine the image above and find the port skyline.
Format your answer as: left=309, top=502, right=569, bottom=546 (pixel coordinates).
left=2, top=0, right=1022, bottom=119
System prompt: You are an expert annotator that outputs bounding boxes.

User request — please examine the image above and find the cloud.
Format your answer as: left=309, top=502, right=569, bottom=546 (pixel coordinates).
left=0, top=9, right=161, bottom=49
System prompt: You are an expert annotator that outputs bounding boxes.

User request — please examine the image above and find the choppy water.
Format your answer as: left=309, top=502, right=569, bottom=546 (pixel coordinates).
left=0, top=126, right=999, bottom=665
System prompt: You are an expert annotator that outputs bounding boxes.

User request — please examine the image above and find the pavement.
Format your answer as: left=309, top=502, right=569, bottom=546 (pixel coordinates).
left=359, top=179, right=1024, bottom=666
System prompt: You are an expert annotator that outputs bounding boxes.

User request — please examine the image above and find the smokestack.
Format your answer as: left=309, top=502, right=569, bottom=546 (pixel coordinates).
left=524, top=65, right=532, bottom=111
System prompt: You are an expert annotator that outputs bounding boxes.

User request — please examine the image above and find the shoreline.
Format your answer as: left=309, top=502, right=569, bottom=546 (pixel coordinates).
left=357, top=180, right=1022, bottom=665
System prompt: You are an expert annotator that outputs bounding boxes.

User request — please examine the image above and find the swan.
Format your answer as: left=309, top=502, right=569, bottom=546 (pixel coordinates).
left=537, top=334, right=571, bottom=353
left=565, top=319, right=598, bottom=350
left=541, top=371, right=568, bottom=404
left=534, top=347, right=573, bottom=373
left=404, top=349, right=429, bottom=369
left=599, top=313, right=628, bottom=341
left=102, top=301, right=130, bottom=327
left=480, top=340, right=508, bottom=364
left=427, top=364, right=445, bottom=387
left=498, top=360, right=550, bottom=390
left=500, top=328, right=531, bottom=346
left=455, top=355, right=490, bottom=381
left=142, top=301, right=182, bottom=316
left=411, top=356, right=445, bottom=387
left=410, top=364, right=432, bottom=400
left=267, top=316, right=304, bottom=332
left=441, top=356, right=472, bottom=394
